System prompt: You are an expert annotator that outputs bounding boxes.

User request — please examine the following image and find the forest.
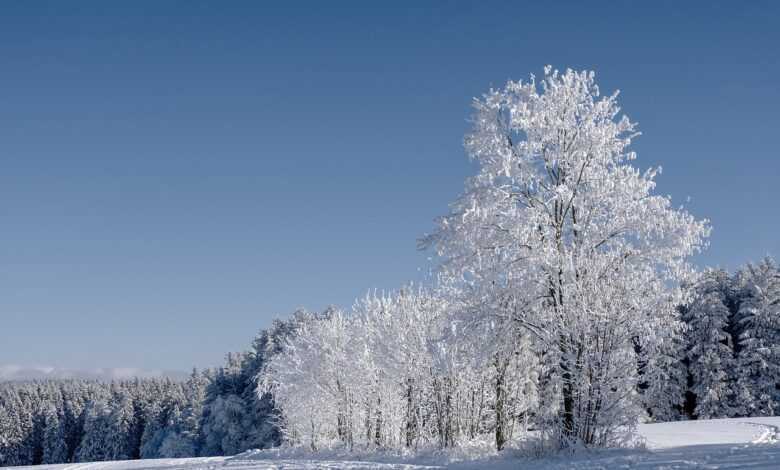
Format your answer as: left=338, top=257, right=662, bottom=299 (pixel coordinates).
left=0, top=315, right=303, bottom=466
left=2, top=259, right=778, bottom=466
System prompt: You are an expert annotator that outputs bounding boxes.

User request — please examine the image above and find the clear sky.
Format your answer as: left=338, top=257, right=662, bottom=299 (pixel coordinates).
left=1, top=1, right=778, bottom=372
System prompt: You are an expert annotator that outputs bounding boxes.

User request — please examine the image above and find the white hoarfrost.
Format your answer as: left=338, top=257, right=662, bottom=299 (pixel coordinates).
left=425, top=67, right=710, bottom=447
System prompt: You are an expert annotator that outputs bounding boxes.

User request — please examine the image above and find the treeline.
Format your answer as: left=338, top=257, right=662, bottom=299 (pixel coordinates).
left=2, top=258, right=777, bottom=465
left=0, top=376, right=204, bottom=466
left=262, top=288, right=541, bottom=452
left=676, top=257, right=780, bottom=420
left=261, top=257, right=780, bottom=452
left=0, top=314, right=306, bottom=467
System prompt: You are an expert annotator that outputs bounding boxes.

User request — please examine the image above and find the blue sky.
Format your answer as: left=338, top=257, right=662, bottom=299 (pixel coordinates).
left=1, top=1, right=778, bottom=371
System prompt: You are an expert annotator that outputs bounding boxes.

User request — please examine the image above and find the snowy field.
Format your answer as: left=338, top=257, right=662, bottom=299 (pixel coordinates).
left=7, top=417, right=780, bottom=470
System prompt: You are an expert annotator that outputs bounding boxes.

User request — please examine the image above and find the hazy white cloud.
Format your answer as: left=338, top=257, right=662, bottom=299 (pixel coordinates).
left=0, top=364, right=187, bottom=382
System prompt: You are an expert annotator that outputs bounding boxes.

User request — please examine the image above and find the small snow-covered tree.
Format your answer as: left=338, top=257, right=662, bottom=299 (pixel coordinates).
left=434, top=293, right=540, bottom=450
left=263, top=291, right=477, bottom=451
left=354, top=288, right=446, bottom=448
left=454, top=318, right=540, bottom=451
left=423, top=67, right=710, bottom=447
left=263, top=308, right=357, bottom=450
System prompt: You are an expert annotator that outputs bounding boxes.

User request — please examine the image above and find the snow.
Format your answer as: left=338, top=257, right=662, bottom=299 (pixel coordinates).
left=638, top=417, right=780, bottom=449
left=7, top=417, right=780, bottom=470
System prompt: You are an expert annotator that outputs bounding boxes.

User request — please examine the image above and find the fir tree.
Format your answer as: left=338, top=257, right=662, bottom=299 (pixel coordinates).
left=76, top=400, right=112, bottom=462
left=684, top=269, right=735, bottom=419
left=42, top=405, right=68, bottom=464
left=734, top=258, right=780, bottom=416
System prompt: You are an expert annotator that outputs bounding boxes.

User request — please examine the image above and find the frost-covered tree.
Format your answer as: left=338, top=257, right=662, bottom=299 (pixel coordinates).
left=76, top=400, right=113, bottom=462
left=423, top=67, right=710, bottom=447
left=4, top=389, right=34, bottom=465
left=42, top=405, right=68, bottom=464
left=683, top=269, right=735, bottom=419
left=431, top=291, right=540, bottom=450
left=172, top=370, right=207, bottom=456
left=458, top=319, right=540, bottom=450
left=265, top=292, right=432, bottom=450
left=262, top=287, right=541, bottom=452
left=641, top=324, right=688, bottom=422
left=0, top=404, right=17, bottom=466
left=0, top=396, right=25, bottom=466
left=199, top=394, right=248, bottom=455
left=263, top=308, right=354, bottom=450
left=104, top=391, right=135, bottom=460
left=355, top=288, right=447, bottom=449
left=198, top=315, right=304, bottom=457
left=733, top=258, right=780, bottom=416
left=139, top=400, right=165, bottom=459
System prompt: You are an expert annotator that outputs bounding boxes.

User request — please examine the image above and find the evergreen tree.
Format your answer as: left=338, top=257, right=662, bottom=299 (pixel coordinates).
left=140, top=401, right=165, bottom=459
left=643, top=323, right=688, bottom=422
left=734, top=258, right=780, bottom=416
left=42, top=405, right=68, bottom=464
left=178, top=369, right=207, bottom=453
left=0, top=405, right=15, bottom=466
left=104, top=391, right=135, bottom=460
left=76, top=400, right=112, bottom=462
left=684, top=269, right=735, bottom=419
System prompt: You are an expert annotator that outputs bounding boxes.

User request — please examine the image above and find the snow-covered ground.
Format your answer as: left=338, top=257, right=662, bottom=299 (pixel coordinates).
left=8, top=417, right=780, bottom=469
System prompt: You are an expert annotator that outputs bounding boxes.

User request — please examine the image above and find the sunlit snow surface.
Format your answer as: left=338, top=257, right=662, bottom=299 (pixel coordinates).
left=9, top=417, right=780, bottom=469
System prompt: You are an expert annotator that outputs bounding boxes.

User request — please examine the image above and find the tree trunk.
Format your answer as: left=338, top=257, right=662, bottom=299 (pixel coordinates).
left=405, top=377, right=416, bottom=447
left=495, top=354, right=507, bottom=451
left=560, top=338, right=576, bottom=446
left=374, top=396, right=382, bottom=447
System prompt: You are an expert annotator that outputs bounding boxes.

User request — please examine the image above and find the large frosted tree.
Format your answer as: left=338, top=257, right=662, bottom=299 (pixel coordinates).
left=424, top=67, right=710, bottom=447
